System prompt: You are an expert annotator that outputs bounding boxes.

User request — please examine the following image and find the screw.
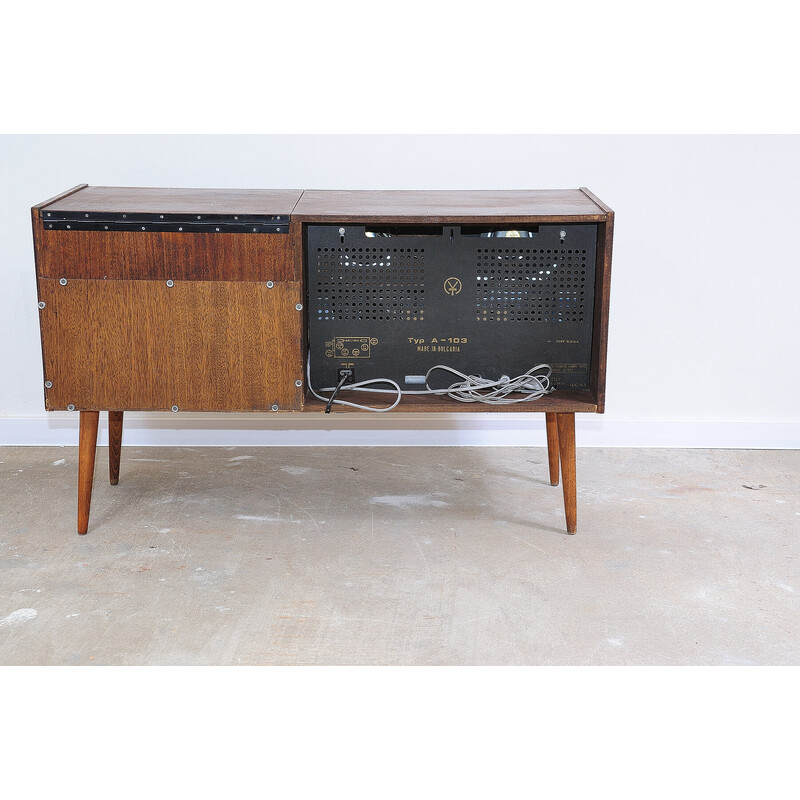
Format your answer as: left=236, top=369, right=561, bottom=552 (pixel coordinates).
left=171, top=405, right=179, bottom=412
left=59, top=278, right=67, bottom=286
left=67, top=404, right=75, bottom=411
left=266, top=281, right=274, bottom=288
left=295, top=303, right=303, bottom=311
left=339, top=227, right=346, bottom=235
left=45, top=380, right=53, bottom=388
left=166, top=280, right=174, bottom=287
left=295, top=380, right=302, bottom=387
left=38, top=301, right=46, bottom=309
left=560, top=230, right=567, bottom=238
left=271, top=404, right=279, bottom=412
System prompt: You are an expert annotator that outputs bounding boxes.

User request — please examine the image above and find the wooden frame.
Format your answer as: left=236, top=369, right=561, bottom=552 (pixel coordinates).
left=32, top=186, right=614, bottom=536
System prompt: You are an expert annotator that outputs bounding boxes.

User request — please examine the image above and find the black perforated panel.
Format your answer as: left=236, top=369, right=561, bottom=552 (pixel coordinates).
left=476, top=246, right=590, bottom=323
left=313, top=246, right=425, bottom=322
left=306, top=224, right=598, bottom=392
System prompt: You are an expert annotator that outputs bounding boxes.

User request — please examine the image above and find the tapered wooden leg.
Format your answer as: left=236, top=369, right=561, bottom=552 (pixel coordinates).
left=78, top=411, right=100, bottom=535
left=108, top=411, right=124, bottom=486
left=556, top=412, right=577, bottom=534
left=545, top=412, right=560, bottom=486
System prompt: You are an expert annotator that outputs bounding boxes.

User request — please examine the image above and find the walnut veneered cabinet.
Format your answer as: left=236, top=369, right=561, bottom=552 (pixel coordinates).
left=32, top=185, right=614, bottom=535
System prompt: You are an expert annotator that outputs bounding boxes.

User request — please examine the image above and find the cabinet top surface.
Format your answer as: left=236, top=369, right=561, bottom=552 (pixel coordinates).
left=292, top=189, right=611, bottom=221
left=37, top=186, right=612, bottom=221
left=41, top=186, right=304, bottom=215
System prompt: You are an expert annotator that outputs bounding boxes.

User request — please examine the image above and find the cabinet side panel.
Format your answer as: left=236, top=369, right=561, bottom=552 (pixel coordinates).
left=589, top=214, right=614, bottom=413
left=37, top=229, right=294, bottom=281
left=38, top=279, right=303, bottom=411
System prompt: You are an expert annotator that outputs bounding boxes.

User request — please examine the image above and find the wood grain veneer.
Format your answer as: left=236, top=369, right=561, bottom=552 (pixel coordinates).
left=293, top=189, right=607, bottom=223
left=38, top=229, right=294, bottom=281
left=38, top=278, right=303, bottom=412
left=41, top=186, right=303, bottom=216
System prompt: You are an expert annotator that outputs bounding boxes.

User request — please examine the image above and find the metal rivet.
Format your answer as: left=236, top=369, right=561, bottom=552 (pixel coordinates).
left=45, top=380, right=53, bottom=388
left=295, top=303, right=303, bottom=311
left=266, top=281, right=274, bottom=288
left=339, top=227, right=346, bottom=235
left=38, top=301, right=46, bottom=309
left=166, top=280, right=174, bottom=287
left=59, top=278, right=67, bottom=286
left=295, top=380, right=302, bottom=387
left=271, top=404, right=279, bottom=412
left=67, top=404, right=75, bottom=411
left=171, top=405, right=179, bottom=412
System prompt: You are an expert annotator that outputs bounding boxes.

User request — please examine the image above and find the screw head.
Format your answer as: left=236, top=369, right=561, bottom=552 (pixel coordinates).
left=59, top=278, right=68, bottom=286
left=271, top=404, right=279, bottom=412
left=339, top=227, right=346, bottom=235
left=44, top=380, right=53, bottom=388
left=38, top=301, right=46, bottom=309
left=295, top=379, right=303, bottom=387
left=171, top=405, right=179, bottom=412
left=295, top=303, right=303, bottom=311
left=67, top=404, right=75, bottom=411
left=266, top=281, right=274, bottom=289
left=166, top=279, right=174, bottom=287
left=559, top=229, right=567, bottom=238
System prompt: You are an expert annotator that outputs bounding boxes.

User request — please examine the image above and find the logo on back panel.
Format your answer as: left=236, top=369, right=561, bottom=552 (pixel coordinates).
left=444, top=277, right=462, bottom=296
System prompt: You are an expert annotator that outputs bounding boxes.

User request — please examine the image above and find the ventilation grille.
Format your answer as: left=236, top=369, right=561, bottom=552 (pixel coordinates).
left=314, top=247, right=425, bottom=321
left=475, top=247, right=589, bottom=322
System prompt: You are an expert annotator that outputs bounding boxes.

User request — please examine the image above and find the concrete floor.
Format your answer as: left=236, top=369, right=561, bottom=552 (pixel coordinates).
left=1, top=446, right=798, bottom=665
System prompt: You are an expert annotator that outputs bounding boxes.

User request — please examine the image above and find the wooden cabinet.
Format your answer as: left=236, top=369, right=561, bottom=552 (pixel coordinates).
left=32, top=185, right=613, bottom=535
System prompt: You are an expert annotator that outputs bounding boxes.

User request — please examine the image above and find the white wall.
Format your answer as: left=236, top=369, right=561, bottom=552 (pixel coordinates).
left=2, top=135, right=798, bottom=447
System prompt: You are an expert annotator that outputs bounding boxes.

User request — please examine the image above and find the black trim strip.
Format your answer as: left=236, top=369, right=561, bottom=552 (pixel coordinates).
left=40, top=210, right=291, bottom=234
